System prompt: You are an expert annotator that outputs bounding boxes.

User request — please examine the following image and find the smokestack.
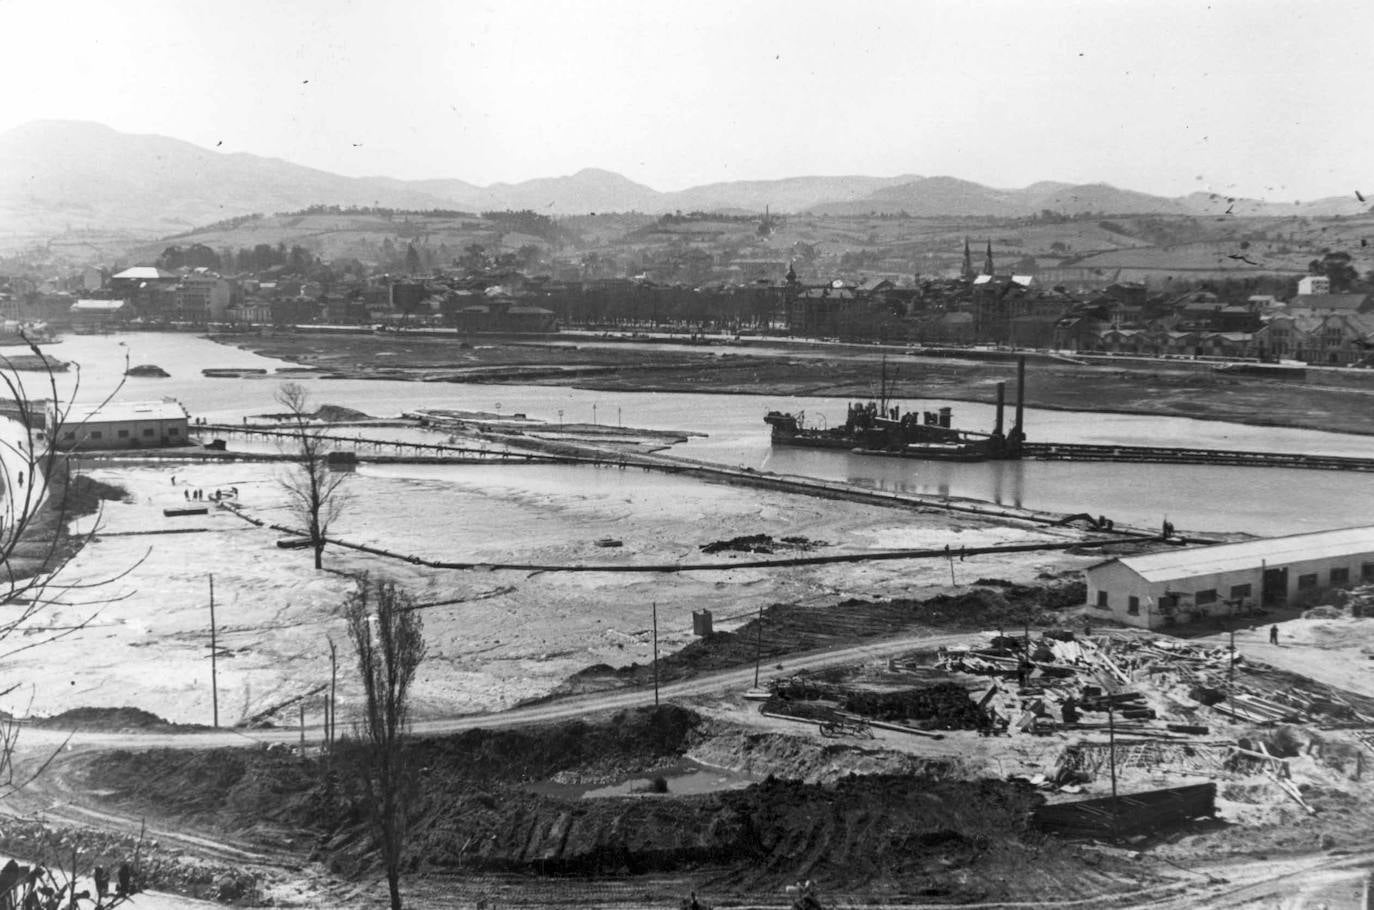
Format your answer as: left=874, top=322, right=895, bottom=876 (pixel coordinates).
left=1012, top=356, right=1026, bottom=440
left=994, top=381, right=1005, bottom=437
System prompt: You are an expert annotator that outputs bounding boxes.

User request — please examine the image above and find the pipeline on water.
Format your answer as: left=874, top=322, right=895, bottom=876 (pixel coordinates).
left=216, top=500, right=1132, bottom=574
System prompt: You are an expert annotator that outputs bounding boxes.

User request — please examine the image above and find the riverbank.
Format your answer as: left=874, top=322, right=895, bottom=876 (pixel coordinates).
left=215, top=329, right=1374, bottom=437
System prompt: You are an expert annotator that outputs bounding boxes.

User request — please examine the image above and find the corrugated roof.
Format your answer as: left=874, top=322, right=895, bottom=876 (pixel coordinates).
left=112, top=266, right=176, bottom=280
left=71, top=299, right=126, bottom=311
left=1110, top=526, right=1374, bottom=583
left=61, top=399, right=188, bottom=424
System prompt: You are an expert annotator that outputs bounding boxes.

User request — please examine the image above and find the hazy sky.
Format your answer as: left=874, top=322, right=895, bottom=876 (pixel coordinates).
left=2, top=0, right=1369, bottom=201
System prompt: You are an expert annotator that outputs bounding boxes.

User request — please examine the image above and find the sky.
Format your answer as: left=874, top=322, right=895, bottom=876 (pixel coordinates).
left=1, top=0, right=1369, bottom=201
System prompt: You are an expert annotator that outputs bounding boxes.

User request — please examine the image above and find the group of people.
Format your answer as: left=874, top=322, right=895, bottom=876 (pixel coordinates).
left=182, top=486, right=238, bottom=502
left=172, top=475, right=239, bottom=502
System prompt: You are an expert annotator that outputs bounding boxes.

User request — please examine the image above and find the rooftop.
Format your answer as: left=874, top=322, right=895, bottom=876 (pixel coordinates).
left=59, top=399, right=189, bottom=424
left=1104, top=525, right=1374, bottom=583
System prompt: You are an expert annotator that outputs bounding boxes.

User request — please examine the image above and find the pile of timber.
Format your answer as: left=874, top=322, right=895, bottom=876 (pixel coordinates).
left=1033, top=782, right=1217, bottom=838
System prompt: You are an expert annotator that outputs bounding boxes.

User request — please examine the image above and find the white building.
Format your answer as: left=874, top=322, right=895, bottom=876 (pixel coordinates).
left=1085, top=526, right=1374, bottom=630
left=48, top=399, right=190, bottom=450
left=1297, top=275, right=1330, bottom=296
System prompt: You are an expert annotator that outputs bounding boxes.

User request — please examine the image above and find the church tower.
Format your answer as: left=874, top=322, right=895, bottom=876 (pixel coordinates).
left=961, top=237, right=974, bottom=281
left=983, top=240, right=995, bottom=276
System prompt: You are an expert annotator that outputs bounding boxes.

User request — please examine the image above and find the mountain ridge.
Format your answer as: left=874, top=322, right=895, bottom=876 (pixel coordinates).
left=1, top=120, right=1369, bottom=243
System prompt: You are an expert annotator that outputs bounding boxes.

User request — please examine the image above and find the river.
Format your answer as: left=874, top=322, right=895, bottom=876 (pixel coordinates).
left=15, top=331, right=1374, bottom=536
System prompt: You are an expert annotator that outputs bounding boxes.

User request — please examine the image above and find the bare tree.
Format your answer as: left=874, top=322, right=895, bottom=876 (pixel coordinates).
left=344, top=574, right=425, bottom=910
left=0, top=340, right=147, bottom=901
left=0, top=339, right=145, bottom=799
left=276, top=381, right=349, bottom=569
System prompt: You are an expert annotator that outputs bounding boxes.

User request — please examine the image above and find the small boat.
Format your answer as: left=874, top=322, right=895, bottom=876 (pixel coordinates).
left=202, top=367, right=268, bottom=377
left=276, top=537, right=313, bottom=549
left=743, top=688, right=772, bottom=701
left=594, top=537, right=623, bottom=548
left=163, top=506, right=209, bottom=517
left=127, top=364, right=170, bottom=377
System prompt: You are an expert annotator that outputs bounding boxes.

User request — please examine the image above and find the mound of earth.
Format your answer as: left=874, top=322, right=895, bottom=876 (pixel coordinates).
left=30, top=706, right=189, bottom=731
left=312, top=404, right=371, bottom=422
left=539, top=579, right=1087, bottom=700
left=75, top=706, right=1161, bottom=903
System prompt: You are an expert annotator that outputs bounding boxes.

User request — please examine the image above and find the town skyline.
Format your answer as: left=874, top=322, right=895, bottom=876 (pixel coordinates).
left=1, top=0, right=1369, bottom=203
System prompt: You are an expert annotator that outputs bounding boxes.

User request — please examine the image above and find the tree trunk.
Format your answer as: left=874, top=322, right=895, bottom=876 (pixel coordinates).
left=387, top=867, right=402, bottom=910
left=314, top=541, right=324, bottom=570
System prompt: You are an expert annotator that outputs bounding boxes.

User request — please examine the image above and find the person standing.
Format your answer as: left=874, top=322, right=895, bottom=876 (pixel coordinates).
left=1269, top=625, right=1279, bottom=645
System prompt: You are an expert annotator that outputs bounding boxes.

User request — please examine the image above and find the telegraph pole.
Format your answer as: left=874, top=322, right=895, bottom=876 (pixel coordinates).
left=651, top=601, right=660, bottom=707
left=1108, top=695, right=1119, bottom=840
left=328, top=637, right=338, bottom=753
left=209, top=574, right=219, bottom=728
left=753, top=605, right=765, bottom=688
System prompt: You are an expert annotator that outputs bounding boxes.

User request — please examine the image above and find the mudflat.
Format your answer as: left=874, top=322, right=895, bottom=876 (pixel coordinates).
left=220, top=330, right=1374, bottom=436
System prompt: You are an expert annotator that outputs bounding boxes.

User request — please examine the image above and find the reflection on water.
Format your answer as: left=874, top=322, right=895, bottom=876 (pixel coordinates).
left=13, top=332, right=1374, bottom=536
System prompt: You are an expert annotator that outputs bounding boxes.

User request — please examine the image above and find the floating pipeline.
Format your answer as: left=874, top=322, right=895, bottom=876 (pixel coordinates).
left=215, top=500, right=1119, bottom=573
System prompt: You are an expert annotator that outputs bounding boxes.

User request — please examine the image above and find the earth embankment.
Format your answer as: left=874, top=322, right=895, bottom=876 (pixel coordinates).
left=73, top=705, right=1163, bottom=904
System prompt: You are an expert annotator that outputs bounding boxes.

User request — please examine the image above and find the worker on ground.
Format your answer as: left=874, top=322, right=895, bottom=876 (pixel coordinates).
left=1270, top=624, right=1279, bottom=646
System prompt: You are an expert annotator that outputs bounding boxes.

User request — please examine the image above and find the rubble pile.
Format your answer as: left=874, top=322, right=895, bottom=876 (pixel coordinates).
left=762, top=676, right=987, bottom=732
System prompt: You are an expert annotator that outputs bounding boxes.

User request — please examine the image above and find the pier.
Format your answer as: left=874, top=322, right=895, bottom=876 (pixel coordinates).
left=1021, top=442, right=1374, bottom=472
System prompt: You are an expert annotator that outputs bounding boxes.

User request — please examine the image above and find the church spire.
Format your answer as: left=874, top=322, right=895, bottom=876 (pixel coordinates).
left=983, top=240, right=995, bottom=277
left=961, top=237, right=974, bottom=280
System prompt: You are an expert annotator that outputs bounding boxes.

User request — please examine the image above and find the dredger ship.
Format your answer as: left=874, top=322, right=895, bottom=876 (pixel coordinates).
left=764, top=357, right=1026, bottom=461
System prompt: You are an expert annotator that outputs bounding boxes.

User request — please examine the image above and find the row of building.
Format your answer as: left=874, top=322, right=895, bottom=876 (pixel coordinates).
left=1086, top=526, right=1374, bottom=630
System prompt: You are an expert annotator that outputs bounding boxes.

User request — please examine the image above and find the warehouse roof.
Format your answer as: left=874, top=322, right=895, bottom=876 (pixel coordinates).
left=58, top=399, right=188, bottom=425
left=1103, top=526, right=1374, bottom=583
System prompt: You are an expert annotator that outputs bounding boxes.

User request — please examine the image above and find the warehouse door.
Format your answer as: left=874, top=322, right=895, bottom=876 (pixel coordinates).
left=1262, top=567, right=1288, bottom=607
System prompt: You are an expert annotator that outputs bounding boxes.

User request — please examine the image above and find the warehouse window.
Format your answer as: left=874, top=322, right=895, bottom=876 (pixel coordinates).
left=90, top=431, right=102, bottom=439
left=1127, top=596, right=1139, bottom=615
left=1196, top=589, right=1217, bottom=606
left=168, top=427, right=180, bottom=436
left=62, top=431, right=74, bottom=440
left=118, top=429, right=129, bottom=439
left=1364, top=562, right=1374, bottom=582
left=142, top=428, right=154, bottom=437
left=1298, top=573, right=1318, bottom=590
left=1331, top=567, right=1350, bottom=586
left=1095, top=590, right=1109, bottom=609
left=1229, top=583, right=1252, bottom=601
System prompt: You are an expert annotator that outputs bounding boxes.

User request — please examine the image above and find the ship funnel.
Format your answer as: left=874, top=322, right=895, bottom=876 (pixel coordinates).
left=993, top=381, right=1005, bottom=437
left=1011, top=356, right=1026, bottom=446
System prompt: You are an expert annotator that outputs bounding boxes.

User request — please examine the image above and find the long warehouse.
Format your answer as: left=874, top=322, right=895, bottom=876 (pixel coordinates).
left=1084, top=525, right=1374, bottom=630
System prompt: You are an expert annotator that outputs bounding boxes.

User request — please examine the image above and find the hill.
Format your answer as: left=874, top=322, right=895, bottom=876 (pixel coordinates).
left=0, top=120, right=455, bottom=240
left=3, top=119, right=1372, bottom=257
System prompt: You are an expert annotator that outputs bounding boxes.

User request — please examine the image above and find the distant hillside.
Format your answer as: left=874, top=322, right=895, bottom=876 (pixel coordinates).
left=1, top=119, right=1370, bottom=254
left=661, top=175, right=923, bottom=214
left=0, top=120, right=454, bottom=238
left=812, top=177, right=1195, bottom=217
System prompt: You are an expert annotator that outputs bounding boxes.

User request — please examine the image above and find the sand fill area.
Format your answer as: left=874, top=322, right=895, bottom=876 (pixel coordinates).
left=3, top=455, right=1090, bottom=725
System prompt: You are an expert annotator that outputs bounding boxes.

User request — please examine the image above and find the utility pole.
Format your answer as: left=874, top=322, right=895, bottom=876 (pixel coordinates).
left=651, top=601, right=660, bottom=707
left=328, top=637, right=338, bottom=753
left=753, top=605, right=765, bottom=688
left=1108, top=695, right=1119, bottom=841
left=1228, top=623, right=1237, bottom=723
left=209, top=574, right=219, bottom=728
